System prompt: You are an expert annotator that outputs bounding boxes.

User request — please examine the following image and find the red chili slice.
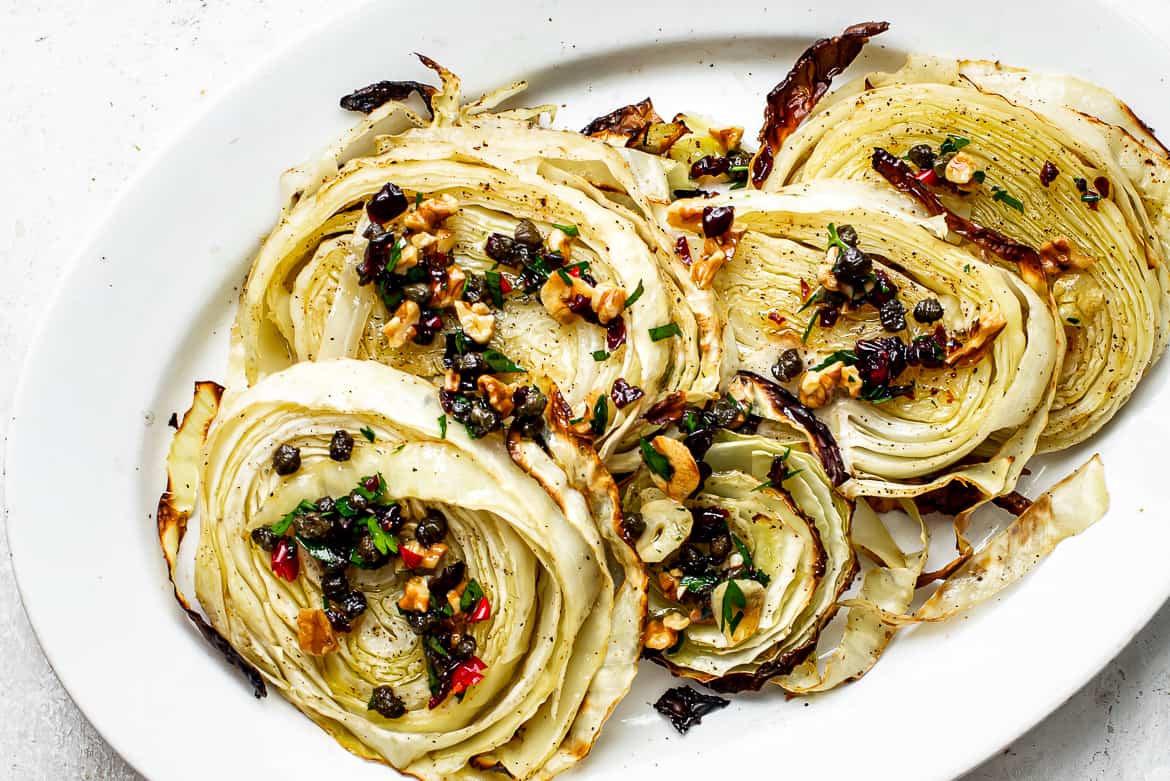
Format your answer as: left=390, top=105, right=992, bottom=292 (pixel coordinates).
left=468, top=596, right=491, bottom=623
left=271, top=538, right=299, bottom=581
left=399, top=545, right=423, bottom=569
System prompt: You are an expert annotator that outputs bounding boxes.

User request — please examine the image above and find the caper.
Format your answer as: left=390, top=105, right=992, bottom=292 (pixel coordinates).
left=340, top=590, right=367, bottom=620
left=272, top=443, right=301, bottom=475
left=403, top=282, right=432, bottom=304
left=367, top=686, right=407, bottom=719
left=708, top=534, right=733, bottom=561
left=348, top=490, right=370, bottom=512
left=404, top=610, right=440, bottom=636
left=836, top=223, right=859, bottom=246
left=621, top=512, right=646, bottom=542
left=292, top=511, right=333, bottom=540
left=354, top=534, right=381, bottom=565
left=913, top=297, right=944, bottom=323
left=513, top=219, right=543, bottom=247
left=933, top=152, right=954, bottom=180
left=676, top=545, right=709, bottom=576
left=462, top=273, right=487, bottom=304
left=316, top=496, right=337, bottom=514
left=466, top=400, right=501, bottom=438
left=454, top=635, right=478, bottom=659
left=415, top=512, right=448, bottom=547
left=709, top=398, right=742, bottom=429
left=906, top=144, right=936, bottom=172
left=771, top=348, right=804, bottom=382
left=511, top=386, right=548, bottom=419
left=325, top=607, right=352, bottom=633
left=321, top=569, right=349, bottom=600
left=250, top=526, right=281, bottom=551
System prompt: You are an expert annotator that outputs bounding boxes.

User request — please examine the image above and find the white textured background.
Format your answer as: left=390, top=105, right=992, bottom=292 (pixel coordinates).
left=2, top=1, right=1169, bottom=779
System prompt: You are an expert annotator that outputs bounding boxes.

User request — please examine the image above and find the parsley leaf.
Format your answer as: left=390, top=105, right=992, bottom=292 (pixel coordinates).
left=679, top=573, right=720, bottom=593
left=801, top=317, right=817, bottom=344
left=438, top=415, right=447, bottom=439
left=729, top=180, right=748, bottom=190
left=460, top=579, right=485, bottom=612
left=483, top=349, right=524, bottom=373
left=365, top=516, right=398, bottom=556
left=639, top=437, right=674, bottom=481
left=590, top=396, right=608, bottom=437
left=811, top=349, right=857, bottom=371
left=721, top=579, right=747, bottom=635
left=939, top=134, right=971, bottom=155
left=649, top=322, right=682, bottom=341
left=991, top=186, right=1025, bottom=213
left=426, top=636, right=449, bottom=657
left=592, top=349, right=610, bottom=361
left=360, top=426, right=376, bottom=442
left=484, top=270, right=506, bottom=309
left=624, top=279, right=645, bottom=309
left=552, top=223, right=580, bottom=237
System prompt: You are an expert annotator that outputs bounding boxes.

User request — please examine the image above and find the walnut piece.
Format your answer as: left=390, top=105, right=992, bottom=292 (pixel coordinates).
left=539, top=271, right=595, bottom=325
left=430, top=265, right=466, bottom=309
left=643, top=618, right=678, bottom=651
left=946, top=311, right=1008, bottom=368
left=666, top=201, right=705, bottom=231
left=404, top=193, right=458, bottom=231
left=397, top=575, right=431, bottom=612
left=690, top=230, right=742, bottom=289
left=798, top=360, right=863, bottom=408
left=592, top=284, right=627, bottom=324
left=1038, top=235, right=1096, bottom=276
left=297, top=608, right=339, bottom=656
left=944, top=152, right=978, bottom=185
left=662, top=611, right=692, bottom=631
left=477, top=375, right=515, bottom=417
left=708, top=125, right=744, bottom=151
left=382, top=299, right=421, bottom=348
left=548, top=227, right=573, bottom=261
left=648, top=435, right=701, bottom=501
left=454, top=300, right=494, bottom=344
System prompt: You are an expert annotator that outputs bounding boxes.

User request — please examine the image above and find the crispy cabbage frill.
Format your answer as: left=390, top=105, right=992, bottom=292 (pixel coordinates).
left=157, top=360, right=645, bottom=780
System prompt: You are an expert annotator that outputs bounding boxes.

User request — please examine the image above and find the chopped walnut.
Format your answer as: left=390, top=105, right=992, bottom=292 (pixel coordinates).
left=662, top=611, right=691, bottom=631
left=443, top=369, right=461, bottom=392
left=539, top=271, right=595, bottom=325
left=944, top=152, right=978, bottom=185
left=657, top=569, right=683, bottom=601
left=548, top=227, right=573, bottom=261
left=708, top=125, right=744, bottom=151
left=297, top=608, right=339, bottom=656
left=691, top=230, right=742, bottom=289
left=569, top=391, right=610, bottom=437
left=446, top=580, right=468, bottom=613
left=946, top=311, right=1008, bottom=368
left=643, top=618, right=678, bottom=651
left=592, top=284, right=627, bottom=324
left=798, top=360, right=863, bottom=408
left=666, top=201, right=705, bottom=231
left=453, top=300, right=494, bottom=344
left=818, top=246, right=841, bottom=292
left=397, top=242, right=420, bottom=271
left=382, top=300, right=421, bottom=348
left=477, top=375, right=515, bottom=417
left=1038, top=235, right=1096, bottom=276
left=404, top=193, right=458, bottom=231
left=418, top=542, right=448, bottom=569
left=430, top=266, right=466, bottom=309
left=648, top=435, right=701, bottom=501
left=397, top=576, right=431, bottom=613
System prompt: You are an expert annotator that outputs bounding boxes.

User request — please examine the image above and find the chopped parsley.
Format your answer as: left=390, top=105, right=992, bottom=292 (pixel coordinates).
left=801, top=317, right=817, bottom=344
left=426, top=636, right=449, bottom=657
left=649, top=322, right=682, bottom=341
left=811, top=349, right=858, bottom=371
left=721, top=579, right=747, bottom=635
left=624, top=279, right=645, bottom=309
left=438, top=415, right=448, bottom=439
left=484, top=270, right=506, bottom=309
left=972, top=170, right=987, bottom=184
left=639, top=437, right=674, bottom=481
left=460, top=579, right=485, bottom=612
left=483, top=349, right=524, bottom=373
left=679, top=573, right=720, bottom=593
left=939, top=134, right=971, bottom=155
left=592, top=349, right=610, bottom=361
left=991, top=186, right=1025, bottom=213
left=552, top=223, right=580, bottom=237
left=360, top=426, right=376, bottom=443
left=591, top=396, right=609, bottom=437
left=728, top=180, right=748, bottom=190
left=365, top=515, right=398, bottom=556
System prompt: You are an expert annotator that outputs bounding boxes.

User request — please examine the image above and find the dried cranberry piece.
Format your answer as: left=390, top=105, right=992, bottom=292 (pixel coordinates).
left=701, top=205, right=734, bottom=237
left=675, top=235, right=694, bottom=265
left=1039, top=161, right=1059, bottom=187
left=610, top=378, right=644, bottom=408
left=271, top=538, right=299, bottom=581
left=690, top=155, right=731, bottom=179
left=867, top=269, right=898, bottom=306
left=606, top=318, right=627, bottom=350
left=689, top=507, right=729, bottom=541
left=413, top=311, right=443, bottom=345
left=817, top=306, right=840, bottom=328
left=359, top=232, right=398, bottom=285
left=367, top=182, right=408, bottom=224
left=855, top=337, right=908, bottom=387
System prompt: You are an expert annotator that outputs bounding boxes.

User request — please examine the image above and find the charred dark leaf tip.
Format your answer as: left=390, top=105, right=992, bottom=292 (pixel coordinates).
left=752, top=21, right=889, bottom=187
left=339, top=77, right=438, bottom=115
left=653, top=686, right=729, bottom=733
left=580, top=98, right=662, bottom=144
